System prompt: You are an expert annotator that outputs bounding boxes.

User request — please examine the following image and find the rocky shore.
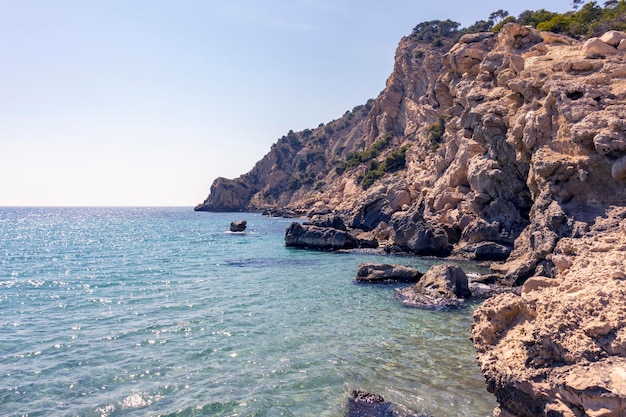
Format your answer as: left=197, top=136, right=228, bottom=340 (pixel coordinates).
left=197, top=23, right=626, bottom=417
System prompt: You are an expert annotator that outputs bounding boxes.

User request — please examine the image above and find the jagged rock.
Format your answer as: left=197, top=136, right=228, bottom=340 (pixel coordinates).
left=351, top=196, right=393, bottom=231
left=304, top=214, right=347, bottom=231
left=472, top=207, right=626, bottom=417
left=229, top=220, right=247, bottom=232
left=195, top=177, right=256, bottom=212
left=196, top=23, right=626, bottom=415
left=395, top=264, right=470, bottom=309
left=390, top=210, right=449, bottom=256
left=355, top=263, right=422, bottom=283
left=284, top=222, right=357, bottom=250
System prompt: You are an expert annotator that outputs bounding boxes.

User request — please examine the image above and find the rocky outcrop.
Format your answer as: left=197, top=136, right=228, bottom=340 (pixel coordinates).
left=197, top=23, right=626, bottom=414
left=471, top=206, right=626, bottom=417
left=284, top=214, right=378, bottom=250
left=355, top=263, right=422, bottom=283
left=394, top=264, right=471, bottom=309
left=284, top=222, right=359, bottom=250
left=197, top=24, right=626, bottom=280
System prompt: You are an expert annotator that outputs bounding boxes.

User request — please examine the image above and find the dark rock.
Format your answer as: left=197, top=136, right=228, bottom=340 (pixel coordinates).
left=284, top=222, right=358, bottom=250
left=345, top=391, right=429, bottom=417
left=263, top=208, right=304, bottom=218
left=304, top=214, right=347, bottom=231
left=351, top=197, right=393, bottom=231
left=390, top=211, right=449, bottom=256
left=356, top=235, right=379, bottom=249
left=462, top=241, right=512, bottom=261
left=347, top=391, right=393, bottom=417
left=229, top=220, right=247, bottom=232
left=394, top=264, right=471, bottom=310
left=355, top=263, right=423, bottom=283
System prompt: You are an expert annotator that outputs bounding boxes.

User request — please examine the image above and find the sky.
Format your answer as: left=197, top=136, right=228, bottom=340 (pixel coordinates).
left=0, top=0, right=573, bottom=206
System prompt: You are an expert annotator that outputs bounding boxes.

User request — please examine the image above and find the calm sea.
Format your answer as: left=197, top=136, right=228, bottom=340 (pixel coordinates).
left=0, top=207, right=496, bottom=417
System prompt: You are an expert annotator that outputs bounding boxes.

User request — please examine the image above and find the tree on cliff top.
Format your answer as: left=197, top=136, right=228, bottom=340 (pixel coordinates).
left=411, top=19, right=461, bottom=48
left=482, top=1, right=626, bottom=36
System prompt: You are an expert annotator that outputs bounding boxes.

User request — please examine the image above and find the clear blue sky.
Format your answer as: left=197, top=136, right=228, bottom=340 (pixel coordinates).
left=1, top=0, right=572, bottom=206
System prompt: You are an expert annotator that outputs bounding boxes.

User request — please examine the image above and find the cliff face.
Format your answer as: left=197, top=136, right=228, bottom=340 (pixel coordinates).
left=197, top=25, right=626, bottom=415
left=197, top=24, right=626, bottom=280
left=194, top=35, right=446, bottom=214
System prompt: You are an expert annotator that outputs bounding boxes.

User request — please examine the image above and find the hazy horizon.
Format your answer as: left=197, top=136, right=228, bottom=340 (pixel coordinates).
left=1, top=0, right=572, bottom=207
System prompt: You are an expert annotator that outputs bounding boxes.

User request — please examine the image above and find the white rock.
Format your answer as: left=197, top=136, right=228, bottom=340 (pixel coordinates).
left=600, top=30, right=626, bottom=47
left=583, top=37, right=618, bottom=58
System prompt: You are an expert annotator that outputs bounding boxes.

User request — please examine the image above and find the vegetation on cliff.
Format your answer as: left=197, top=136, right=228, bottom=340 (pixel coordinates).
left=410, top=1, right=626, bottom=49
left=195, top=6, right=626, bottom=413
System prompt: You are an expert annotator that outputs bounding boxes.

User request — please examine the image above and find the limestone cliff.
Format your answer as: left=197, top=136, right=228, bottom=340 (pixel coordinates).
left=197, top=24, right=626, bottom=415
left=197, top=25, right=626, bottom=280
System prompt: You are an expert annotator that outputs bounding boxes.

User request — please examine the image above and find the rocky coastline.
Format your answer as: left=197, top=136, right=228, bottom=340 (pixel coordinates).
left=197, top=23, right=626, bottom=417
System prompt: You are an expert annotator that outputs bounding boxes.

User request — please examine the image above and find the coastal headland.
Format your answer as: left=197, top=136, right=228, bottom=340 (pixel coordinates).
left=196, top=14, right=626, bottom=417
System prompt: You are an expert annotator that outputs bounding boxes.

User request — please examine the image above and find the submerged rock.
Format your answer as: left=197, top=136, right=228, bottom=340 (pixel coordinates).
left=395, top=264, right=470, bottom=310
left=229, top=220, right=247, bottom=232
left=345, top=390, right=431, bottom=417
left=346, top=391, right=392, bottom=417
left=355, top=263, right=422, bottom=283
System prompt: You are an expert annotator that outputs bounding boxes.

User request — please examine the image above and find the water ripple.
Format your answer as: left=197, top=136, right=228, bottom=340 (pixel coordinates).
left=0, top=208, right=495, bottom=416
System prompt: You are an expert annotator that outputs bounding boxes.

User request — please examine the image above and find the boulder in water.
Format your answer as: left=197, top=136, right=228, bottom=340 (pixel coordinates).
left=394, top=264, right=471, bottom=310
left=355, top=263, right=422, bottom=284
left=284, top=222, right=358, bottom=250
left=230, top=220, right=247, bottom=232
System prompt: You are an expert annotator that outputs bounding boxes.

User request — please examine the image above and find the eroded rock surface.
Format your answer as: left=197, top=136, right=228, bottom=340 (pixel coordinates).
left=472, top=207, right=626, bottom=417
left=284, top=222, right=358, bottom=250
left=197, top=24, right=626, bottom=414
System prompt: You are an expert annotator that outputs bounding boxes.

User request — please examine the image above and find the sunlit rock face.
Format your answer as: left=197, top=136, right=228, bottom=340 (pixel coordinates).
left=197, top=25, right=626, bottom=415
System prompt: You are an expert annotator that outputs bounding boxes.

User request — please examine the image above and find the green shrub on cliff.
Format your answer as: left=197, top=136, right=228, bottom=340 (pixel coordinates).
left=428, top=117, right=446, bottom=150
left=335, top=132, right=393, bottom=174
left=359, top=145, right=411, bottom=189
left=384, top=145, right=410, bottom=173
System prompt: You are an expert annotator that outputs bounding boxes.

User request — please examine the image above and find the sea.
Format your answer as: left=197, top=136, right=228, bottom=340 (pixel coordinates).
left=0, top=207, right=497, bottom=417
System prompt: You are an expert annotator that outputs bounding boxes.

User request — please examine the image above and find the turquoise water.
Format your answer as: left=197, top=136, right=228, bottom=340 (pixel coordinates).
left=0, top=208, right=496, bottom=416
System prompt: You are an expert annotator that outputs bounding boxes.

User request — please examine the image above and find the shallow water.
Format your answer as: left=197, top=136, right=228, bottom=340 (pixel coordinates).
left=0, top=208, right=496, bottom=416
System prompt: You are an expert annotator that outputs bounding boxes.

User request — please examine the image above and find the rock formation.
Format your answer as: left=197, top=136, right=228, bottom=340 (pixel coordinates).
left=229, top=220, right=247, bottom=232
left=355, top=263, right=423, bottom=283
left=394, top=263, right=471, bottom=309
left=471, top=206, right=626, bottom=417
left=197, top=23, right=626, bottom=416
left=197, top=24, right=626, bottom=281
